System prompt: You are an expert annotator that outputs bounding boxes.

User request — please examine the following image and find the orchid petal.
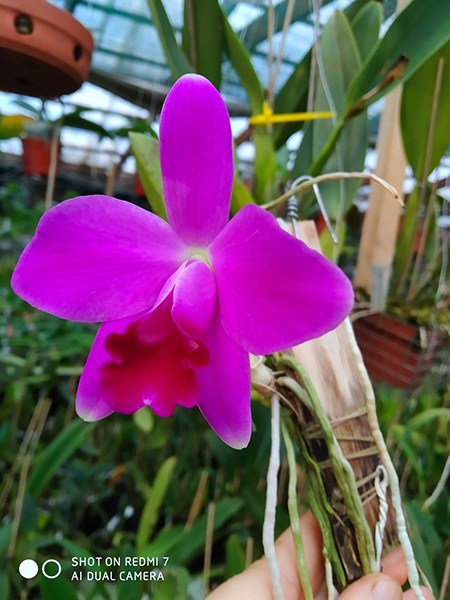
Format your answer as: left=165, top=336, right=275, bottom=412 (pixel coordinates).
left=172, top=260, right=217, bottom=338
left=209, top=204, right=354, bottom=355
left=159, top=74, right=233, bottom=246
left=76, top=313, right=144, bottom=422
left=11, top=195, right=188, bottom=322
left=197, top=311, right=251, bottom=449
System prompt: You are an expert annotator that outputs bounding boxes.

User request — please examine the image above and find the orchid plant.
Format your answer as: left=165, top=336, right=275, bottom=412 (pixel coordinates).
left=11, top=74, right=353, bottom=450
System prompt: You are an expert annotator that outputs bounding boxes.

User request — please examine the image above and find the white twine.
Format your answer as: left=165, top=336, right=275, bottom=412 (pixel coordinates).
left=263, top=394, right=285, bottom=600
left=374, top=464, right=389, bottom=568
left=344, top=319, right=425, bottom=600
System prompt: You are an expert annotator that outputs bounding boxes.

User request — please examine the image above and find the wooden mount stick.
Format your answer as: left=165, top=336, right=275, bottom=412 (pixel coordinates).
left=278, top=221, right=398, bottom=585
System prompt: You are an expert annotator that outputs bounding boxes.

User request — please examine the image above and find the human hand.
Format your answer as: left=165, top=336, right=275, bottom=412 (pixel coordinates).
left=207, top=511, right=434, bottom=600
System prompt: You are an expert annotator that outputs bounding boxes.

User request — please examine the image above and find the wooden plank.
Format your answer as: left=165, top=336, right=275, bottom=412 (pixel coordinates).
left=282, top=221, right=397, bottom=583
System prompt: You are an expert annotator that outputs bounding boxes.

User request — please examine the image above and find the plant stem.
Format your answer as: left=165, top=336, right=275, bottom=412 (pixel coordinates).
left=281, top=419, right=314, bottom=600
left=308, top=119, right=345, bottom=177
left=261, top=171, right=402, bottom=212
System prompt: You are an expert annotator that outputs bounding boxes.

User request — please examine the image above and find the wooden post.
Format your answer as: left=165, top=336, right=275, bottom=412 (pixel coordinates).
left=353, top=0, right=409, bottom=308
left=281, top=221, right=398, bottom=585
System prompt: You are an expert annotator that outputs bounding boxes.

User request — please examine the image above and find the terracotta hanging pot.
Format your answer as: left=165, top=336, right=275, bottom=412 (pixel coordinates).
left=0, top=0, right=93, bottom=97
left=21, top=136, right=62, bottom=176
left=353, top=312, right=447, bottom=390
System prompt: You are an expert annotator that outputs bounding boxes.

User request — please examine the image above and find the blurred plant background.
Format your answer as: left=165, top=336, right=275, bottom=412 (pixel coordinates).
left=1, top=0, right=449, bottom=598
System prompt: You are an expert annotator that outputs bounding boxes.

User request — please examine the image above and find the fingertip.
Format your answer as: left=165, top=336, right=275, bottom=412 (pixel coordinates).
left=339, top=574, right=402, bottom=600
left=403, top=586, right=436, bottom=600
left=380, top=546, right=408, bottom=585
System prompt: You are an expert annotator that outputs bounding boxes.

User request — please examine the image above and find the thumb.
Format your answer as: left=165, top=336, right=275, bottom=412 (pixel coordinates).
left=339, top=574, right=403, bottom=600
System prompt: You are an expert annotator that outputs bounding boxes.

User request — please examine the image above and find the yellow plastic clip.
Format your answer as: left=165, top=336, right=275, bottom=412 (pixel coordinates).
left=249, top=102, right=334, bottom=126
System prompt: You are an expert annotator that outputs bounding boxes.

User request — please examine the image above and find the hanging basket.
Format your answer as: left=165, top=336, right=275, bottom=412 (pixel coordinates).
left=0, top=0, right=93, bottom=97
left=353, top=312, right=447, bottom=390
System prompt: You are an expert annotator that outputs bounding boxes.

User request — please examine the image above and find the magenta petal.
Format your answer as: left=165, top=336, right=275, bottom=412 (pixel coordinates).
left=209, top=204, right=354, bottom=355
left=197, top=311, right=251, bottom=449
left=159, top=74, right=233, bottom=246
left=172, top=260, right=217, bottom=338
left=76, top=313, right=144, bottom=421
left=98, top=308, right=208, bottom=418
left=11, top=195, right=188, bottom=322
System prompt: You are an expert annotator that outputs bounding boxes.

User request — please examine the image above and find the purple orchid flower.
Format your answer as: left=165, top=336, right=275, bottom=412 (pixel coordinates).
left=11, top=74, right=353, bottom=449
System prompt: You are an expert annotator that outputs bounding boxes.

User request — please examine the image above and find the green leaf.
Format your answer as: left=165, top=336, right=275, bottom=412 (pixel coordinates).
left=311, top=10, right=368, bottom=220
left=27, top=421, right=95, bottom=498
left=39, top=573, right=79, bottom=600
left=391, top=425, right=423, bottom=477
left=408, top=408, right=450, bottom=430
left=346, top=0, right=450, bottom=111
left=392, top=184, right=420, bottom=285
left=221, top=11, right=263, bottom=114
left=182, top=0, right=223, bottom=88
left=273, top=0, right=371, bottom=148
left=350, top=1, right=382, bottom=62
left=0, top=524, right=12, bottom=557
left=404, top=500, right=440, bottom=596
left=221, top=7, right=276, bottom=203
left=129, top=132, right=167, bottom=220
left=273, top=51, right=311, bottom=150
left=143, top=498, right=243, bottom=564
left=291, top=121, right=314, bottom=179
left=136, top=456, right=177, bottom=553
left=225, top=534, right=245, bottom=579
left=62, top=111, right=111, bottom=138
left=252, top=129, right=277, bottom=204
left=400, top=40, right=450, bottom=181
left=0, top=571, right=9, bottom=600
left=230, top=174, right=255, bottom=214
left=146, top=0, right=192, bottom=79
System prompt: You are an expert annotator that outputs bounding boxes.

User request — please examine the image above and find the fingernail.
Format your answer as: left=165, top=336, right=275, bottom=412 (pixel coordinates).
left=373, top=579, right=402, bottom=600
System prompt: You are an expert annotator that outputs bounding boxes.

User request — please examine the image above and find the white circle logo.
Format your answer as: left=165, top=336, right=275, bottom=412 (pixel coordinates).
left=42, top=559, right=62, bottom=579
left=19, top=559, right=39, bottom=579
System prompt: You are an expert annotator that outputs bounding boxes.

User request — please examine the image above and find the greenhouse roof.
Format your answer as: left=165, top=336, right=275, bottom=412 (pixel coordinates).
left=47, top=0, right=394, bottom=114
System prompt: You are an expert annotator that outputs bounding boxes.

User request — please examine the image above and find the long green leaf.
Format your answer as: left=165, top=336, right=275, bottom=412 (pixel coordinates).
left=311, top=10, right=368, bottom=220
left=408, top=408, right=450, bottom=430
left=182, top=0, right=223, bottom=88
left=273, top=0, right=370, bottom=148
left=404, top=500, right=440, bottom=597
left=0, top=571, right=9, bottom=600
left=136, top=456, right=177, bottom=553
left=225, top=534, right=245, bottom=579
left=147, top=0, right=192, bottom=79
left=129, top=132, right=167, bottom=220
left=400, top=40, right=450, bottom=181
left=221, top=11, right=263, bottom=114
left=346, top=0, right=450, bottom=110
left=350, top=1, right=382, bottom=63
left=230, top=174, right=255, bottom=214
left=221, top=8, right=276, bottom=203
left=28, top=421, right=94, bottom=498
